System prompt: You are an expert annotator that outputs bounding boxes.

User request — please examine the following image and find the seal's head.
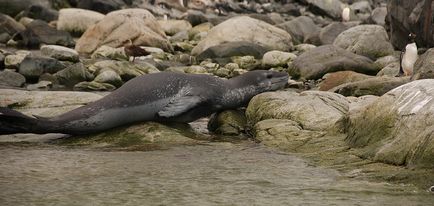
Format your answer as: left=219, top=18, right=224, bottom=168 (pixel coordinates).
left=224, top=70, right=289, bottom=107
left=230, top=70, right=289, bottom=92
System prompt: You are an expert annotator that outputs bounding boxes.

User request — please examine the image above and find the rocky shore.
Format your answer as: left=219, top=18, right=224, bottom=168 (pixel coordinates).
left=1, top=0, right=434, bottom=190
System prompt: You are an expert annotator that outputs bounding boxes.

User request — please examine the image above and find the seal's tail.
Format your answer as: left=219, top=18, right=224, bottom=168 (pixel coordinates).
left=0, top=107, right=52, bottom=135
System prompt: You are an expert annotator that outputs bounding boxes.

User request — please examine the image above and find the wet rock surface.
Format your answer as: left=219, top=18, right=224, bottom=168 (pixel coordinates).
left=0, top=0, right=433, bottom=196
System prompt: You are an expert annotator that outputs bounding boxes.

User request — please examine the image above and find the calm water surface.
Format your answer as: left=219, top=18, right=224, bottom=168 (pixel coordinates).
left=0, top=141, right=433, bottom=206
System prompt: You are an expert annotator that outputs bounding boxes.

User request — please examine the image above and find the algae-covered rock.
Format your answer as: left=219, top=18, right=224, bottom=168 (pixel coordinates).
left=208, top=110, right=247, bottom=136
left=91, top=45, right=129, bottom=61
left=246, top=90, right=349, bottom=132
left=54, top=62, right=94, bottom=88
left=347, top=79, right=434, bottom=168
left=231, top=56, right=261, bottom=71
left=262, top=50, right=297, bottom=68
left=253, top=119, right=325, bottom=151
left=57, top=122, right=200, bottom=149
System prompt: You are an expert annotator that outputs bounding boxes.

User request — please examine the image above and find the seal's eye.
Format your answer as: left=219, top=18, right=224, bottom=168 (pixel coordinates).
left=266, top=73, right=273, bottom=79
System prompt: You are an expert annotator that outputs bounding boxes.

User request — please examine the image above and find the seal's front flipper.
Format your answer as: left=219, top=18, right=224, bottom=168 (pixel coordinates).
left=158, top=96, right=204, bottom=118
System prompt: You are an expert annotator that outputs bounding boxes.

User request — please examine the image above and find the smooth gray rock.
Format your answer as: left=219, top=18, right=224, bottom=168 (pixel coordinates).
left=0, top=13, right=25, bottom=37
left=94, top=69, right=123, bottom=87
left=333, top=24, right=394, bottom=60
left=289, top=45, right=377, bottom=80
left=0, top=70, right=26, bottom=87
left=304, top=0, right=343, bottom=20
left=196, top=41, right=269, bottom=63
left=369, top=6, right=387, bottom=26
left=57, top=8, right=105, bottom=36
left=319, top=22, right=359, bottom=45
left=40, top=45, right=79, bottom=62
left=22, top=4, right=58, bottom=22
left=19, top=56, right=65, bottom=80
left=277, top=16, right=320, bottom=44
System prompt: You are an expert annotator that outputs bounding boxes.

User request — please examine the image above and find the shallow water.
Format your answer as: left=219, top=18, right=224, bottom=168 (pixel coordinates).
left=1, top=141, right=433, bottom=206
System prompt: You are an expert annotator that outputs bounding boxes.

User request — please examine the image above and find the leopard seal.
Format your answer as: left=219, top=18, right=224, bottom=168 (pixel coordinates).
left=0, top=70, right=288, bottom=135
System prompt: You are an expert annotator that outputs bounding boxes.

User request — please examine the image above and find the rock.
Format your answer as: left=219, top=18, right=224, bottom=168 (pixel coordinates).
left=196, top=41, right=269, bottom=63
left=40, top=45, right=80, bottom=62
left=213, top=67, right=231, bottom=77
left=247, top=90, right=349, bottom=132
left=57, top=8, right=105, bottom=36
left=304, top=0, right=343, bottom=20
left=330, top=76, right=411, bottom=97
left=319, top=71, right=373, bottom=91
left=267, top=12, right=285, bottom=25
left=91, top=45, right=128, bottom=60
left=19, top=56, right=65, bottom=80
left=4, top=51, right=31, bottom=69
left=253, top=119, right=325, bottom=151
left=387, top=0, right=434, bottom=49
left=0, top=70, right=26, bottom=87
left=374, top=55, right=398, bottom=70
left=93, top=69, right=123, bottom=87
left=319, top=22, right=359, bottom=45
left=23, top=4, right=58, bottom=22
left=262, top=50, right=297, bottom=67
left=73, top=81, right=116, bottom=91
left=208, top=110, right=247, bottom=136
left=0, top=33, right=10, bottom=44
left=191, top=16, right=293, bottom=56
left=349, top=0, right=372, bottom=21
left=54, top=62, right=94, bottom=87
left=412, top=48, right=434, bottom=80
left=158, top=20, right=192, bottom=36
left=0, top=0, right=52, bottom=17
left=88, top=60, right=159, bottom=81
left=0, top=89, right=102, bottom=117
left=369, top=6, right=387, bottom=26
left=62, top=121, right=199, bottom=149
left=289, top=45, right=377, bottom=80
left=26, top=80, right=52, bottom=90
left=188, top=22, right=213, bottom=39
left=376, top=62, right=400, bottom=77
left=293, top=44, right=316, bottom=54
left=77, top=0, right=125, bottom=14
left=0, top=13, right=25, bottom=37
left=13, top=20, right=75, bottom=48
left=277, top=16, right=320, bottom=44
left=75, top=9, right=172, bottom=55
left=182, top=10, right=208, bottom=26
left=170, top=30, right=189, bottom=42
left=231, top=56, right=261, bottom=71
left=347, top=79, right=434, bottom=168
left=333, top=24, right=394, bottom=60
left=0, top=52, right=4, bottom=69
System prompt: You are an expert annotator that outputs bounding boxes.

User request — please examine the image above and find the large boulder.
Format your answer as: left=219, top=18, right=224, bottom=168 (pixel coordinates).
left=247, top=90, right=349, bottom=132
left=412, top=48, right=434, bottom=80
left=277, top=16, right=320, bottom=44
left=387, top=0, right=434, bottom=49
left=40, top=45, right=80, bottom=62
left=57, top=8, right=105, bottom=36
left=191, top=16, right=293, bottom=56
left=333, top=25, right=394, bottom=60
left=19, top=56, right=65, bottom=80
left=347, top=79, right=434, bottom=168
left=0, top=70, right=26, bottom=87
left=289, top=45, right=377, bottom=80
left=75, top=9, right=173, bottom=55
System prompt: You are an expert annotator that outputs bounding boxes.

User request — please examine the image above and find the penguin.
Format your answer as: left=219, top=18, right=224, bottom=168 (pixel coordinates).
left=398, top=33, right=418, bottom=76
left=342, top=7, right=350, bottom=22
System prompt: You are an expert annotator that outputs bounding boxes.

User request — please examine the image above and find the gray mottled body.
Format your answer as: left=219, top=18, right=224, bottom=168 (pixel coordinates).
left=0, top=70, right=288, bottom=135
